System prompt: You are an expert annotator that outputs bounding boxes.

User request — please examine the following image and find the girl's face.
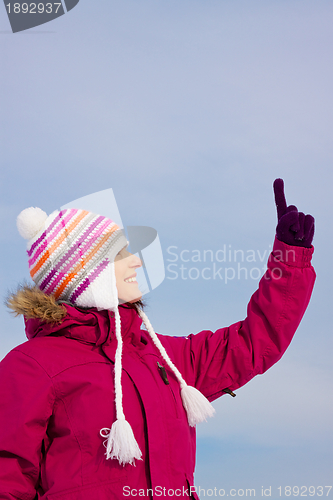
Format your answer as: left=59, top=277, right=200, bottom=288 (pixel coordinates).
left=114, top=247, right=142, bottom=303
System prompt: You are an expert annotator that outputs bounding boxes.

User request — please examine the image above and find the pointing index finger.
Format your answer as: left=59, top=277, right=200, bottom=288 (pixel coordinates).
left=273, top=178, right=287, bottom=220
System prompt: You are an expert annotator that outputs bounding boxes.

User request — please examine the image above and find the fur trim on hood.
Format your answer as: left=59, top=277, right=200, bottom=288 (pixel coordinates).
left=6, top=284, right=67, bottom=323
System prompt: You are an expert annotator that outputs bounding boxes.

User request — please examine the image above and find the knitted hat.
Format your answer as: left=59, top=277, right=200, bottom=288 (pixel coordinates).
left=17, top=206, right=215, bottom=467
left=17, top=207, right=128, bottom=309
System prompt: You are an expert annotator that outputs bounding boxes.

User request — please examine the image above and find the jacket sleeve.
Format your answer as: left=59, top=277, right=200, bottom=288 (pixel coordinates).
left=161, top=238, right=316, bottom=401
left=0, top=348, right=55, bottom=499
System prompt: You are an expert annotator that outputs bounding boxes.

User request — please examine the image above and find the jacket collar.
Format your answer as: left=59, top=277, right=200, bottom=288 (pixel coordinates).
left=25, top=304, right=143, bottom=347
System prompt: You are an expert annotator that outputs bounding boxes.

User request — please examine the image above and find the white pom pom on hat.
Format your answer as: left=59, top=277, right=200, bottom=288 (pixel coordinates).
left=17, top=207, right=48, bottom=240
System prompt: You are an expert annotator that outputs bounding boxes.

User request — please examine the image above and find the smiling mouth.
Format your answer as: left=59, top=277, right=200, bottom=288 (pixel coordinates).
left=124, top=276, right=137, bottom=283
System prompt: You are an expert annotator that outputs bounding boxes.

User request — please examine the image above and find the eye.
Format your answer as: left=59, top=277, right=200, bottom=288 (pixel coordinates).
left=115, top=251, right=123, bottom=261
left=115, top=248, right=129, bottom=261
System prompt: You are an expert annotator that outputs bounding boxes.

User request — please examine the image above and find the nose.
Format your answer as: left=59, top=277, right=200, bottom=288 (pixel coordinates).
left=129, top=253, right=142, bottom=268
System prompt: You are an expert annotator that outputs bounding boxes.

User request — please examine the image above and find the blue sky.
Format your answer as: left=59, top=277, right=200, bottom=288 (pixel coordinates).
left=0, top=0, right=332, bottom=496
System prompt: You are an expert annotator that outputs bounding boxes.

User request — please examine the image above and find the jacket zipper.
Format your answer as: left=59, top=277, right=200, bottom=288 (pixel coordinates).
left=157, top=361, right=169, bottom=385
left=157, top=361, right=180, bottom=418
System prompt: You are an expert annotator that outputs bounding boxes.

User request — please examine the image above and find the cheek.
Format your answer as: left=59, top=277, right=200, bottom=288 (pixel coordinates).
left=114, top=264, right=123, bottom=290
left=114, top=261, right=128, bottom=291
left=114, top=259, right=124, bottom=277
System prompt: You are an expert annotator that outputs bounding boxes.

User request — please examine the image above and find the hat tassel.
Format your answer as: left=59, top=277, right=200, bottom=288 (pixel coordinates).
left=100, top=418, right=142, bottom=466
left=100, top=273, right=142, bottom=466
left=180, top=384, right=216, bottom=426
left=138, top=309, right=216, bottom=427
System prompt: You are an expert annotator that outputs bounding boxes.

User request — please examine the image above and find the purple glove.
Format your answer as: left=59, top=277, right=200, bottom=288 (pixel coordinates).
left=273, top=178, right=315, bottom=248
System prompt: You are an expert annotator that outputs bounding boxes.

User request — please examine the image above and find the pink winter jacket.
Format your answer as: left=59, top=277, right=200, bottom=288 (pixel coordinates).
left=0, top=239, right=315, bottom=500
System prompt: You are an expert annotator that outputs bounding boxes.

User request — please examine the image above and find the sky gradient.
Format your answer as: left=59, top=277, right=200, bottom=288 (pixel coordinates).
left=1, top=0, right=332, bottom=496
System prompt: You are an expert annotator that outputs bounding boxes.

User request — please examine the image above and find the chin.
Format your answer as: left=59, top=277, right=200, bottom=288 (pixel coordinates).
left=119, top=290, right=142, bottom=305
left=128, top=294, right=142, bottom=304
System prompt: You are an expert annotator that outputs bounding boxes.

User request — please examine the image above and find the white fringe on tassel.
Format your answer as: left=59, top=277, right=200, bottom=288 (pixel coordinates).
left=100, top=419, right=142, bottom=466
left=138, top=309, right=216, bottom=427
left=181, top=385, right=216, bottom=426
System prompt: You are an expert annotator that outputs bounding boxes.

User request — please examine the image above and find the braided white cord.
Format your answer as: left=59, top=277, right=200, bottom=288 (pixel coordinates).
left=99, top=262, right=142, bottom=464
left=110, top=262, right=125, bottom=421
left=138, top=309, right=187, bottom=389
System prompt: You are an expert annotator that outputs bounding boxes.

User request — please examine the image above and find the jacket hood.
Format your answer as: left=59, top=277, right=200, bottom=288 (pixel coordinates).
left=6, top=284, right=142, bottom=346
left=6, top=284, right=67, bottom=323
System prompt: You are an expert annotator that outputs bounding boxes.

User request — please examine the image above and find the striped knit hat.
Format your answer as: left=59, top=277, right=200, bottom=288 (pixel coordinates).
left=17, top=207, right=128, bottom=309
left=17, top=206, right=216, bottom=467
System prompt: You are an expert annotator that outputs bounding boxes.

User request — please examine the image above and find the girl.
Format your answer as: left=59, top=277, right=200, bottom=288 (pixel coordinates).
left=0, top=179, right=315, bottom=499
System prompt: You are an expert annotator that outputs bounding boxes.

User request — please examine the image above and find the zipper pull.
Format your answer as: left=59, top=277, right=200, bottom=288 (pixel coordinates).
left=157, top=362, right=169, bottom=385
left=223, top=388, right=236, bottom=397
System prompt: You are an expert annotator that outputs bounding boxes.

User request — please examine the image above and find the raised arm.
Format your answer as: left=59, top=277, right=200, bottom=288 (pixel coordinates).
left=160, top=179, right=316, bottom=400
